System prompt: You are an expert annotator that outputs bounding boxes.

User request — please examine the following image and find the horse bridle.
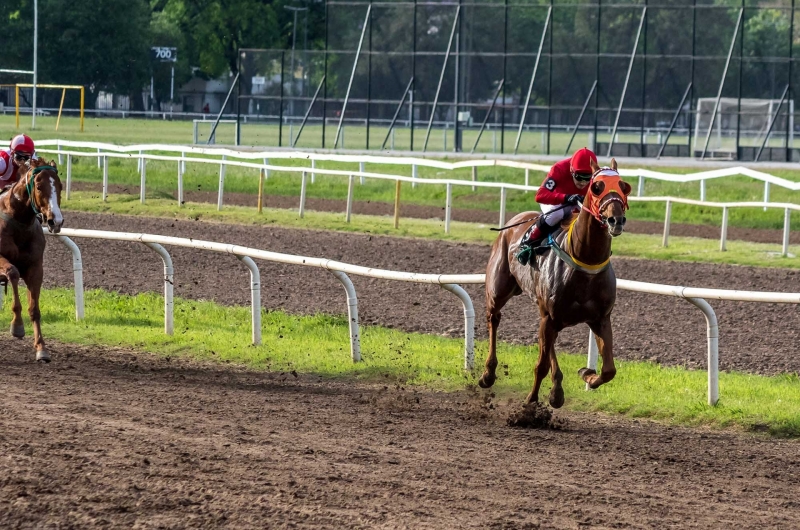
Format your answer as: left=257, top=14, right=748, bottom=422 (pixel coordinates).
left=583, top=168, right=628, bottom=227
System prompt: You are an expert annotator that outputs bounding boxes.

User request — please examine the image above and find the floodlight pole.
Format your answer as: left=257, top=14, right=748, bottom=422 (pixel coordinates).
left=334, top=4, right=371, bottom=149
left=513, top=6, right=551, bottom=155
left=32, top=0, right=38, bottom=129
left=423, top=5, right=460, bottom=152
left=607, top=6, right=647, bottom=158
left=701, top=8, right=744, bottom=160
left=284, top=6, right=308, bottom=119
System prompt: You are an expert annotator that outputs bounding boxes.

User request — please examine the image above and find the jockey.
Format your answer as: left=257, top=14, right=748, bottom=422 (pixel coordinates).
left=516, top=147, right=597, bottom=266
left=0, top=134, right=36, bottom=191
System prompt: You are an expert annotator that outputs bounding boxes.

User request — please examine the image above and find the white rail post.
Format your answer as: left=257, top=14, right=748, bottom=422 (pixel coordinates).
left=499, top=187, right=507, bottom=228
left=137, top=149, right=143, bottom=172
left=700, top=179, right=706, bottom=202
left=764, top=182, right=770, bottom=211
left=177, top=156, right=184, bottom=207
left=783, top=208, right=791, bottom=257
left=440, top=284, right=475, bottom=371
left=685, top=297, right=719, bottom=406
left=637, top=175, right=645, bottom=196
left=57, top=141, right=62, bottom=165
left=445, top=183, right=453, bottom=234
left=97, top=147, right=102, bottom=168
left=412, top=164, right=418, bottom=188
left=346, top=175, right=354, bottom=223
left=330, top=270, right=361, bottom=362
left=65, top=154, right=72, bottom=200
left=180, top=150, right=186, bottom=175
left=237, top=256, right=261, bottom=345
left=299, top=171, right=308, bottom=218
left=55, top=236, right=84, bottom=321
left=217, top=155, right=226, bottom=210
left=263, top=158, right=270, bottom=179
left=471, top=166, right=477, bottom=192
left=720, top=206, right=729, bottom=251
left=586, top=329, right=599, bottom=391
left=140, top=158, right=147, bottom=204
left=525, top=168, right=530, bottom=193
left=662, top=200, right=672, bottom=247
left=101, top=156, right=108, bottom=202
left=311, top=159, right=316, bottom=184
left=145, top=242, right=174, bottom=335
left=359, top=162, right=365, bottom=185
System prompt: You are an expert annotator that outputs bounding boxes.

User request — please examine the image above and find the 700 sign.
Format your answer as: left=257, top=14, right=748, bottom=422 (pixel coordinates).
left=151, top=47, right=177, bottom=62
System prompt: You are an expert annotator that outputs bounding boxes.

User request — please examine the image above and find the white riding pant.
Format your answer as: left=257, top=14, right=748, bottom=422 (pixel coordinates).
left=540, top=203, right=573, bottom=227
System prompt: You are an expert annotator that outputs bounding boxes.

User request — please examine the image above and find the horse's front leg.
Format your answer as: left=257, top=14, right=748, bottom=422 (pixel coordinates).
left=0, top=256, right=24, bottom=339
left=23, top=264, right=49, bottom=362
left=525, top=315, right=556, bottom=404
left=580, top=316, right=616, bottom=389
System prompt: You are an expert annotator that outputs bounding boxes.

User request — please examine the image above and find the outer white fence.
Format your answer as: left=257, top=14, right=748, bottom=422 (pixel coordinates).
left=24, top=227, right=800, bottom=408
left=38, top=140, right=800, bottom=256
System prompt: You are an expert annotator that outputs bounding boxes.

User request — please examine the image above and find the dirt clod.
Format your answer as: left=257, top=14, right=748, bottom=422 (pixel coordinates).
left=507, top=401, right=554, bottom=429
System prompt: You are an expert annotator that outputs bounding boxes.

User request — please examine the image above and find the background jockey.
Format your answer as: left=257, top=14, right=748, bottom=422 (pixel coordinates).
left=0, top=134, right=36, bottom=190
left=516, top=147, right=597, bottom=266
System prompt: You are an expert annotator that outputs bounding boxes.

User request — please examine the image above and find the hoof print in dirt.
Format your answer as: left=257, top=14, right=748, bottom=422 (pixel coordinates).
left=507, top=402, right=557, bottom=429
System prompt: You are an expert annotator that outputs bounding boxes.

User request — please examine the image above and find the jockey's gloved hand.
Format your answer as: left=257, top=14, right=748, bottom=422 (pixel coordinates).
left=565, top=194, right=583, bottom=205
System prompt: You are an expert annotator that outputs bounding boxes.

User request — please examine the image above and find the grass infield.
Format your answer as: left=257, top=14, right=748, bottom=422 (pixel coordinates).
left=3, top=287, right=798, bottom=437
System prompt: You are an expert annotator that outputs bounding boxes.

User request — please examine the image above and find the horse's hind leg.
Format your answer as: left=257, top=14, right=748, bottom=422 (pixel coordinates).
left=525, top=315, right=556, bottom=405
left=478, top=243, right=520, bottom=388
left=0, top=257, right=24, bottom=339
left=579, top=316, right=616, bottom=389
left=24, top=264, right=49, bottom=362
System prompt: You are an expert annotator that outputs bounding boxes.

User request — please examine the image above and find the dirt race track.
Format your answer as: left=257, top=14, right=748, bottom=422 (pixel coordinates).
left=4, top=210, right=800, bottom=527
left=2, top=335, right=800, bottom=529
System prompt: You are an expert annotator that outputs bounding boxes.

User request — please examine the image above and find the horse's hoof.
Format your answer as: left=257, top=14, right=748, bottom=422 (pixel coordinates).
left=477, top=373, right=496, bottom=389
left=36, top=350, right=51, bottom=363
left=11, top=323, right=25, bottom=339
left=578, top=367, right=596, bottom=380
left=549, top=387, right=565, bottom=409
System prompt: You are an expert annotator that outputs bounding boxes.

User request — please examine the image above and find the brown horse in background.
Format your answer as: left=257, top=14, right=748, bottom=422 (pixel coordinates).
left=0, top=158, right=64, bottom=362
left=480, top=158, right=631, bottom=407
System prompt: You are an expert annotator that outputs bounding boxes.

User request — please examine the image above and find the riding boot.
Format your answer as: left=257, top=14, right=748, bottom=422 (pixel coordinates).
left=516, top=217, right=556, bottom=266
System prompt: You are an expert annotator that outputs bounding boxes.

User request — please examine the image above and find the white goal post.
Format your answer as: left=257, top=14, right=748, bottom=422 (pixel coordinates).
left=694, top=97, right=795, bottom=153
left=192, top=119, right=239, bottom=145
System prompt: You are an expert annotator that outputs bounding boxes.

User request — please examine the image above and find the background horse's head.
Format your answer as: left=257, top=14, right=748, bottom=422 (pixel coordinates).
left=586, top=158, right=631, bottom=237
left=23, top=158, right=64, bottom=233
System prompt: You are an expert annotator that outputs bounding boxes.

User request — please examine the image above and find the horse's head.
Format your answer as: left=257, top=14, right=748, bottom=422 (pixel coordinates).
left=586, top=158, right=631, bottom=237
left=24, top=159, right=64, bottom=233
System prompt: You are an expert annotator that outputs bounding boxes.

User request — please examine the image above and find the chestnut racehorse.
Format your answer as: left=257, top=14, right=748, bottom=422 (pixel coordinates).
left=479, top=158, right=631, bottom=407
left=0, top=158, right=64, bottom=362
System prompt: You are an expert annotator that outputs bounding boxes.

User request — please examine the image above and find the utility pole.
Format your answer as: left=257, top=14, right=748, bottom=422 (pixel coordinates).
left=284, top=5, right=308, bottom=118
left=32, top=0, right=38, bottom=129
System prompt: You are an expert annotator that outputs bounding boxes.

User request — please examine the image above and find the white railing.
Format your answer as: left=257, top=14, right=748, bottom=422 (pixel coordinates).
left=36, top=141, right=800, bottom=256
left=7, top=227, right=794, bottom=407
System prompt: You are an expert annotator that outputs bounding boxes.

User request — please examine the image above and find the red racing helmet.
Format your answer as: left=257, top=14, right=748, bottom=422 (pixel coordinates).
left=570, top=147, right=597, bottom=175
left=10, top=134, right=35, bottom=156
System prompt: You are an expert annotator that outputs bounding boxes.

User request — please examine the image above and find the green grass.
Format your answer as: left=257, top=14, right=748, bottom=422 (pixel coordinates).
left=6, top=286, right=800, bottom=437
left=63, top=192, right=800, bottom=270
